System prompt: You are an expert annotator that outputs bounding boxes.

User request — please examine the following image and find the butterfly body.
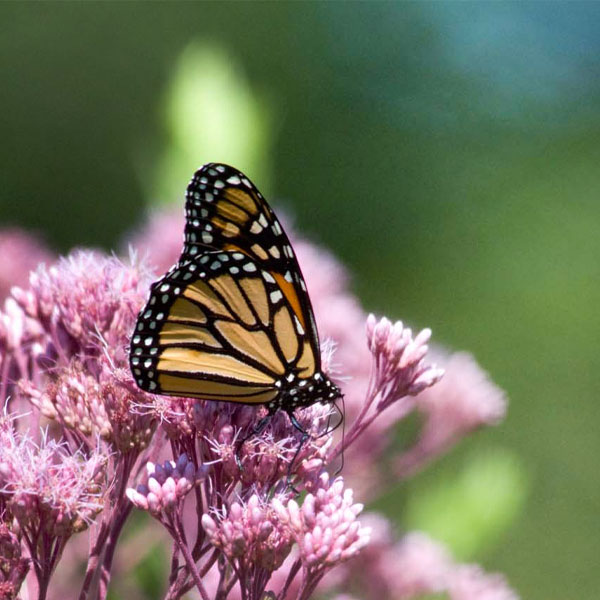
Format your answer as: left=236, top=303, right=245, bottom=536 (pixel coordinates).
left=130, top=163, right=341, bottom=417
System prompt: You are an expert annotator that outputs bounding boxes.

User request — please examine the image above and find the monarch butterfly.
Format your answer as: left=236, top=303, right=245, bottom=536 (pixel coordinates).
left=129, top=163, right=342, bottom=438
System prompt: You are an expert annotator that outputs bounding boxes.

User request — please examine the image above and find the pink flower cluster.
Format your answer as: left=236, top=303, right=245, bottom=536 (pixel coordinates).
left=273, top=473, right=370, bottom=568
left=0, top=211, right=517, bottom=600
left=202, top=494, right=294, bottom=571
left=396, top=351, right=506, bottom=477
left=0, top=424, right=106, bottom=537
left=366, top=315, right=444, bottom=401
left=327, top=521, right=517, bottom=600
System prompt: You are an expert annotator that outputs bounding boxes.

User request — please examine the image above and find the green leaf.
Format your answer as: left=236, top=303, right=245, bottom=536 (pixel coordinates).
left=151, top=41, right=274, bottom=205
left=404, top=447, right=528, bottom=560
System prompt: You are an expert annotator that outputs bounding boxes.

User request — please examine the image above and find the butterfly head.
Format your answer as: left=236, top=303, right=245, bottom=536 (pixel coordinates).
left=267, top=371, right=342, bottom=415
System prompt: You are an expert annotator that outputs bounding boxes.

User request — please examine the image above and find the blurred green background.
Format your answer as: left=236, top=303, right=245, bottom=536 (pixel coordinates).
left=1, top=3, right=599, bottom=598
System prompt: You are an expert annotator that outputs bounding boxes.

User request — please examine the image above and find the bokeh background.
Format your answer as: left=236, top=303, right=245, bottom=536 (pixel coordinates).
left=1, top=3, right=598, bottom=599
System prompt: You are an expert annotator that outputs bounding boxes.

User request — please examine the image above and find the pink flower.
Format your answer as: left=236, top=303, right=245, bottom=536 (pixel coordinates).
left=0, top=297, right=45, bottom=409
left=125, top=208, right=184, bottom=274
left=396, top=352, right=507, bottom=477
left=127, top=454, right=207, bottom=516
left=0, top=228, right=53, bottom=301
left=0, top=298, right=28, bottom=352
left=419, top=351, right=506, bottom=431
left=0, top=522, right=30, bottom=600
left=392, top=532, right=452, bottom=598
left=448, top=565, right=519, bottom=600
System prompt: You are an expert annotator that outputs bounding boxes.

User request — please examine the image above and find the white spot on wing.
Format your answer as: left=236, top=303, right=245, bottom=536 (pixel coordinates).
left=294, top=315, right=305, bottom=335
left=270, top=290, right=283, bottom=303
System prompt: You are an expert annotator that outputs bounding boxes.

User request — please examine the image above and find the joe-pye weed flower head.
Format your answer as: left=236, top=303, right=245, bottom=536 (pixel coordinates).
left=0, top=211, right=517, bottom=600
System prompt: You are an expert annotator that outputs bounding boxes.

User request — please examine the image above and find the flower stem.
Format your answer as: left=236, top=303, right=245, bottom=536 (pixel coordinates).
left=98, top=501, right=133, bottom=599
left=277, top=559, right=301, bottom=600
left=169, top=516, right=210, bottom=600
left=78, top=520, right=111, bottom=600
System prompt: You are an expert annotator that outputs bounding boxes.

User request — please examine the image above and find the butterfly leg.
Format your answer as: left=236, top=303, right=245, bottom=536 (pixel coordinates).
left=234, top=413, right=273, bottom=473
left=316, top=400, right=344, bottom=439
left=283, top=412, right=311, bottom=492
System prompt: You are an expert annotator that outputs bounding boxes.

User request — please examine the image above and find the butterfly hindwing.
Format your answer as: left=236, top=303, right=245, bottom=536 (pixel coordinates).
left=130, top=251, right=319, bottom=405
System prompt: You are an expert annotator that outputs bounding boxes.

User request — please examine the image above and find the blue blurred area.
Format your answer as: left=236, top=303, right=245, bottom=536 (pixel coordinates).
left=436, top=4, right=600, bottom=118
left=1, top=3, right=599, bottom=598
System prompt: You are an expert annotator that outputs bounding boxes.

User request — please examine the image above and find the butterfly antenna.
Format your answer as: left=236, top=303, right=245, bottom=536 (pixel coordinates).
left=317, top=399, right=344, bottom=441
left=331, top=400, right=345, bottom=434
left=333, top=395, right=346, bottom=477
left=324, top=409, right=333, bottom=437
left=234, top=414, right=273, bottom=473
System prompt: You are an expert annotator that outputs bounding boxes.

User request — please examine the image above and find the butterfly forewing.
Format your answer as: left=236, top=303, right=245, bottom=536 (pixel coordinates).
left=182, top=164, right=320, bottom=357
